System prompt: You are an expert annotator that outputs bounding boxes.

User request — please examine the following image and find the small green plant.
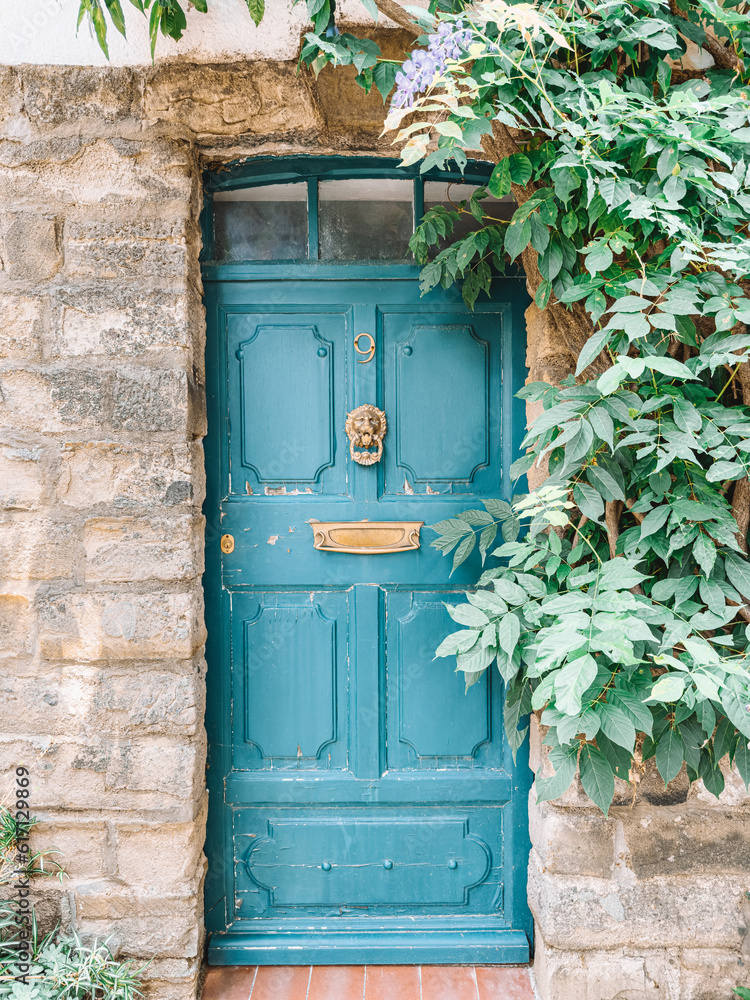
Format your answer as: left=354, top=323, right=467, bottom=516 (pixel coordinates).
left=0, top=923, right=146, bottom=1000
left=732, top=988, right=750, bottom=999
left=0, top=810, right=62, bottom=888
left=0, top=804, right=145, bottom=999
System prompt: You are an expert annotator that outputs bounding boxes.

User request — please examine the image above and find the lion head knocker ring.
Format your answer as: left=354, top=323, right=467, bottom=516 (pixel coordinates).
left=345, top=404, right=387, bottom=466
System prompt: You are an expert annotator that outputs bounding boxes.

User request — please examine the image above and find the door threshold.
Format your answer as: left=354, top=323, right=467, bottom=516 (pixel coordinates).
left=208, top=928, right=530, bottom=966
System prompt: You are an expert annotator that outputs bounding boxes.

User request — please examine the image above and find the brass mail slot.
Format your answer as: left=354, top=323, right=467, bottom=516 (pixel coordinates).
left=310, top=520, right=423, bottom=554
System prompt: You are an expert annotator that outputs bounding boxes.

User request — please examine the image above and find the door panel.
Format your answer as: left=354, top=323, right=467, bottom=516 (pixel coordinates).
left=231, top=591, right=349, bottom=770
left=385, top=591, right=502, bottom=769
left=380, top=306, right=506, bottom=496
left=204, top=272, right=532, bottom=964
left=228, top=309, right=350, bottom=496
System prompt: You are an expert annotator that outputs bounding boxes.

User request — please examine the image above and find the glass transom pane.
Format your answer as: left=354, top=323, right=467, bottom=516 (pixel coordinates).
left=423, top=181, right=515, bottom=252
left=318, top=178, right=413, bottom=261
left=213, top=182, right=308, bottom=261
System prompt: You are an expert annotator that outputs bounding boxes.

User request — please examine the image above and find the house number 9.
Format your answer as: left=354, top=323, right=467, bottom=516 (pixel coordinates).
left=354, top=333, right=375, bottom=364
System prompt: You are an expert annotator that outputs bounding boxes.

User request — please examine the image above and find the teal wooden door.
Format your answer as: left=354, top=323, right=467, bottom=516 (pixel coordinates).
left=204, top=267, right=532, bottom=964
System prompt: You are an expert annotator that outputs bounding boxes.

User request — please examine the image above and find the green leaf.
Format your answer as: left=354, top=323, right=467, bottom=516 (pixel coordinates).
left=610, top=690, right=654, bottom=736
left=504, top=218, right=532, bottom=262
left=586, top=465, right=626, bottom=502
left=452, top=532, right=476, bottom=571
left=508, top=153, right=532, bottom=185
left=640, top=505, right=671, bottom=539
left=91, top=1, right=110, bottom=56
left=648, top=673, right=686, bottom=702
left=645, top=356, right=695, bottom=379
left=734, top=736, right=750, bottom=790
left=706, top=460, right=746, bottom=482
left=586, top=289, right=608, bottom=325
left=576, top=328, right=614, bottom=381
left=456, top=643, right=496, bottom=674
left=479, top=523, right=498, bottom=563
left=244, top=0, right=265, bottom=25
left=530, top=213, right=550, bottom=254
left=535, top=743, right=579, bottom=803
left=535, top=279, right=552, bottom=309
left=435, top=630, right=480, bottom=657
left=693, top=532, right=716, bottom=576
left=599, top=557, right=649, bottom=591
left=484, top=498, right=512, bottom=519
left=497, top=612, right=521, bottom=657
left=489, top=159, right=512, bottom=198
left=725, top=552, right=750, bottom=599
left=584, top=242, right=613, bottom=275
left=699, top=751, right=725, bottom=797
left=573, top=482, right=604, bottom=522
left=103, top=0, right=127, bottom=35
left=373, top=61, right=398, bottom=102
left=579, top=743, right=615, bottom=815
left=504, top=676, right=532, bottom=761
left=721, top=675, right=750, bottom=739
left=596, top=702, right=637, bottom=751
left=446, top=603, right=489, bottom=628
left=493, top=579, right=528, bottom=605
left=655, top=726, right=685, bottom=785
left=555, top=654, right=597, bottom=716
left=673, top=397, right=701, bottom=433
left=435, top=120, right=464, bottom=141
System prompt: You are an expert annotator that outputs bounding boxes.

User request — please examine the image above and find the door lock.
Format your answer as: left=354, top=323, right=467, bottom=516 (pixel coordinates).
left=220, top=534, right=235, bottom=554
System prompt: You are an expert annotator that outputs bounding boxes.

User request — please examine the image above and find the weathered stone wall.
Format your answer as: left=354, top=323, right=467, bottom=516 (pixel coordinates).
left=0, top=57, right=404, bottom=1000
left=1, top=48, right=748, bottom=1000
left=528, top=721, right=750, bottom=1000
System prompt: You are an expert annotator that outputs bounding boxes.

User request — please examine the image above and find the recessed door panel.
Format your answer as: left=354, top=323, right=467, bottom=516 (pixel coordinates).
left=380, top=305, right=507, bottom=496
left=232, top=807, right=507, bottom=919
left=231, top=591, right=349, bottom=771
left=226, top=309, right=350, bottom=496
left=386, top=591, right=505, bottom=769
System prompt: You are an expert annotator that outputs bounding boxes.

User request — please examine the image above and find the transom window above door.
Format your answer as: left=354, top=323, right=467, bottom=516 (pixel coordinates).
left=204, top=157, right=514, bottom=264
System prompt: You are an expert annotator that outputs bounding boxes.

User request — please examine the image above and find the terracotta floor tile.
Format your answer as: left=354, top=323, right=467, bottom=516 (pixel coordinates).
left=251, top=966, right=311, bottom=1000
left=365, top=965, right=421, bottom=1000
left=202, top=966, right=256, bottom=1000
left=476, top=966, right=535, bottom=1000
left=308, top=965, right=366, bottom=1000
left=421, top=965, right=478, bottom=1000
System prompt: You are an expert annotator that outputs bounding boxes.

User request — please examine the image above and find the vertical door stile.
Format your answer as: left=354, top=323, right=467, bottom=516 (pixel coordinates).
left=349, top=301, right=384, bottom=781
left=350, top=583, right=383, bottom=781
left=352, top=301, right=379, bottom=505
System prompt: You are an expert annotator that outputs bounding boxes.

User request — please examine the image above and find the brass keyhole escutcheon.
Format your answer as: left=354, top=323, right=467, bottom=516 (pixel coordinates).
left=220, top=534, right=235, bottom=554
left=354, top=333, right=375, bottom=364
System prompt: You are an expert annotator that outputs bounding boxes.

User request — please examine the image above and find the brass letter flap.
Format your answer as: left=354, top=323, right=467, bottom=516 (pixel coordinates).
left=310, top=520, right=423, bottom=554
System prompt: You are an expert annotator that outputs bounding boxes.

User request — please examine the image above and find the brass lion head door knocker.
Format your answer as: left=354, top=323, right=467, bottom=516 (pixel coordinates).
left=345, top=404, right=387, bottom=466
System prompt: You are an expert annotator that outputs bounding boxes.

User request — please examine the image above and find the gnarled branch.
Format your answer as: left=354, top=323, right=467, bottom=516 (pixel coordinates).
left=370, top=0, right=422, bottom=36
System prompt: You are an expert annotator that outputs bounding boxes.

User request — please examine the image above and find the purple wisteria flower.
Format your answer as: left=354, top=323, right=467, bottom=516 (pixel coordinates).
left=392, top=19, right=474, bottom=108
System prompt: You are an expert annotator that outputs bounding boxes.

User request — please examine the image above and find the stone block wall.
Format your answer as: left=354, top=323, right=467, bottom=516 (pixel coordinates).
left=0, top=64, right=211, bottom=1000
left=527, top=718, right=750, bottom=1000
left=0, top=48, right=748, bottom=1000
left=0, top=54, right=406, bottom=1000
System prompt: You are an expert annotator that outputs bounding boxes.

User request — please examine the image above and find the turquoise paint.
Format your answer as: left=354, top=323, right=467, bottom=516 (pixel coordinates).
left=203, top=159, right=533, bottom=965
